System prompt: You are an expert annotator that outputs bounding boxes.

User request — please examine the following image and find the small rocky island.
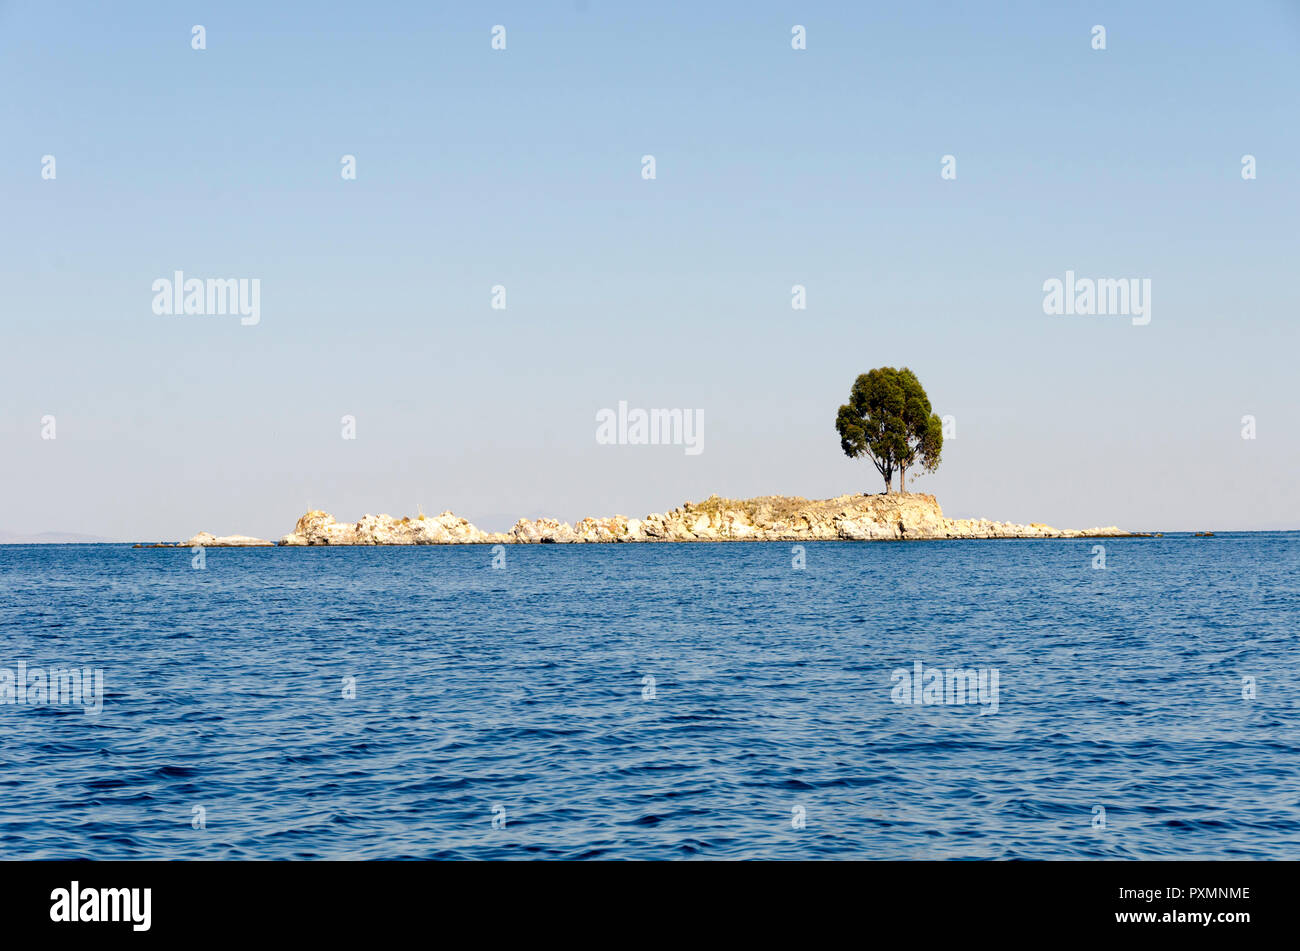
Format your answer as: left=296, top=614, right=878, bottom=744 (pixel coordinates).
left=177, top=370, right=1150, bottom=548
left=182, top=493, right=1141, bottom=546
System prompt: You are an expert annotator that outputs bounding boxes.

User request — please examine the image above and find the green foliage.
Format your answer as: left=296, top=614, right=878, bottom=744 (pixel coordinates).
left=835, top=367, right=943, bottom=492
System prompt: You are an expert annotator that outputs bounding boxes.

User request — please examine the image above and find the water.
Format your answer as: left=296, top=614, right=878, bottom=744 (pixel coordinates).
left=1, top=535, right=1297, bottom=859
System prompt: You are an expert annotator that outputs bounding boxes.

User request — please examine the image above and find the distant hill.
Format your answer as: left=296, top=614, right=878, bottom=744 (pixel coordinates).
left=0, top=529, right=116, bottom=544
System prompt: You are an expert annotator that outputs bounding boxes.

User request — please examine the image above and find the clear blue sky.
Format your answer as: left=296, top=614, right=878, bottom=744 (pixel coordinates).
left=3, top=1, right=1298, bottom=539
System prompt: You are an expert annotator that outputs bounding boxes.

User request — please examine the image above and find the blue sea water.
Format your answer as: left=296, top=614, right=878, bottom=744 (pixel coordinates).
left=0, top=535, right=1297, bottom=860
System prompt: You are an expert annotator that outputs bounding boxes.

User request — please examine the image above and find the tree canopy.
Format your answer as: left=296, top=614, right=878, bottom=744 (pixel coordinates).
left=835, top=367, right=943, bottom=493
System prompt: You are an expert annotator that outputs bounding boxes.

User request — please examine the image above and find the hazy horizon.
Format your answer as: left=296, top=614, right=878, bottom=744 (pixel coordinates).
left=4, top=1, right=1298, bottom=541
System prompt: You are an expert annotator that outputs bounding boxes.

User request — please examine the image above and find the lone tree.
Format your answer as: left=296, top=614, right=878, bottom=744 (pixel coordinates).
left=835, top=367, right=943, bottom=493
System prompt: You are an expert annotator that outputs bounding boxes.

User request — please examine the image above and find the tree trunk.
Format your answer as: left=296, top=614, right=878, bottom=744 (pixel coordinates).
left=899, top=466, right=907, bottom=494
left=883, top=473, right=892, bottom=493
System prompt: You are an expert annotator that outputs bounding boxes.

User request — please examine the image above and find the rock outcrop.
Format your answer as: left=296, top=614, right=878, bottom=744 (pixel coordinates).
left=184, top=532, right=273, bottom=547
left=267, top=493, right=1138, bottom=545
left=276, top=510, right=511, bottom=546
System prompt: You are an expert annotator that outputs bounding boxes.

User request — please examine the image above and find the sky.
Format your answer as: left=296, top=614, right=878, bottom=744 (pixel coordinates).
left=2, top=0, right=1298, bottom=540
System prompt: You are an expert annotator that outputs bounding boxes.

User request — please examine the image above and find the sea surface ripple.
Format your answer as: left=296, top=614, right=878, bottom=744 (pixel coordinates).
left=1, top=535, right=1297, bottom=859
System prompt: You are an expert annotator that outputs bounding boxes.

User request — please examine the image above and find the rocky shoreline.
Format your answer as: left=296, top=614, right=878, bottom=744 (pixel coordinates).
left=178, top=493, right=1144, bottom=547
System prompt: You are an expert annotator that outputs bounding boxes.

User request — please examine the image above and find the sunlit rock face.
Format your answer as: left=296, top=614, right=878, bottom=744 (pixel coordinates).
left=184, top=532, right=273, bottom=547
left=263, top=494, right=1132, bottom=545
